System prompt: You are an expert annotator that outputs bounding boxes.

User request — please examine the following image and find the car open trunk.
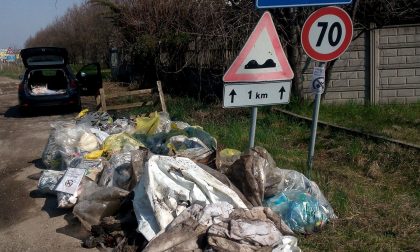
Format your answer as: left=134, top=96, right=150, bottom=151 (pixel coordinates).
left=27, top=69, right=69, bottom=96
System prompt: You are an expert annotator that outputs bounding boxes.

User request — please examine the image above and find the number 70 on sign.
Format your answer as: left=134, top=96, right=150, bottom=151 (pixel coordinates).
left=301, top=6, right=353, bottom=62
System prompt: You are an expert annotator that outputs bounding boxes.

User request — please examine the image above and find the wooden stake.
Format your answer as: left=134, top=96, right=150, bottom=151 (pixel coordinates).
left=156, top=80, right=167, bottom=113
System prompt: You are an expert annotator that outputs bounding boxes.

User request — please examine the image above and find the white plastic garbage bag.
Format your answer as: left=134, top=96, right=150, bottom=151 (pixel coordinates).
left=133, top=155, right=248, bottom=241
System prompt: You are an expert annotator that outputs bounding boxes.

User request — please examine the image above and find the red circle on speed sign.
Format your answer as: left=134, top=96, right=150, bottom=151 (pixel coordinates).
left=301, top=6, right=353, bottom=62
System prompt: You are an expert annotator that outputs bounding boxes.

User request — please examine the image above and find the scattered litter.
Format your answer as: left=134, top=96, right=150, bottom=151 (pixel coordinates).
left=36, top=110, right=335, bottom=251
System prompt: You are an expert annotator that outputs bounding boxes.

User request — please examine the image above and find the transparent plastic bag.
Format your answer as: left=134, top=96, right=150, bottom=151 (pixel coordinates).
left=264, top=190, right=329, bottom=234
left=77, top=111, right=113, bottom=130
left=167, top=135, right=213, bottom=162
left=265, top=168, right=336, bottom=220
left=56, top=177, right=97, bottom=209
left=45, top=123, right=103, bottom=171
left=73, top=186, right=129, bottom=230
left=107, top=118, right=135, bottom=135
left=42, top=121, right=76, bottom=170
left=135, top=111, right=171, bottom=135
left=171, top=121, right=191, bottom=130
left=98, top=152, right=132, bottom=190
left=184, top=126, right=217, bottom=151
left=68, top=158, right=104, bottom=182
left=216, top=148, right=241, bottom=174
left=37, top=170, right=65, bottom=194
left=103, top=132, right=144, bottom=156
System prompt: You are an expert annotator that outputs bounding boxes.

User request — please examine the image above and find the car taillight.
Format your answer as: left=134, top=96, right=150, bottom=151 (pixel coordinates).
left=70, top=80, right=78, bottom=89
left=18, top=83, right=24, bottom=92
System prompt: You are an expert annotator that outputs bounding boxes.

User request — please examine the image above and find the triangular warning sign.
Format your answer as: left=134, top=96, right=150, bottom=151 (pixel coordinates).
left=223, top=11, right=294, bottom=83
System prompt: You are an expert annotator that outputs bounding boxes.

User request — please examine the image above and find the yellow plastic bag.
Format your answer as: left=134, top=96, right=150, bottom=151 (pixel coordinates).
left=135, top=112, right=160, bottom=135
left=76, top=108, right=89, bottom=119
left=219, top=148, right=241, bottom=158
left=103, top=133, right=145, bottom=155
left=84, top=150, right=104, bottom=160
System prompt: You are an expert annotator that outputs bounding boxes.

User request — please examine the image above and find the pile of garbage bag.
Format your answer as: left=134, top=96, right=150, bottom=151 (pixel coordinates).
left=36, top=110, right=337, bottom=251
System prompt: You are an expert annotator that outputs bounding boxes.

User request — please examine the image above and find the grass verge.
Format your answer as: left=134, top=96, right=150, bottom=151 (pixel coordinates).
left=0, top=63, right=23, bottom=79
left=285, top=100, right=420, bottom=145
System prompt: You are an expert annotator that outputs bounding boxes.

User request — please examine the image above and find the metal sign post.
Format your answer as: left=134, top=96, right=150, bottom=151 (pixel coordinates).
left=301, top=6, right=353, bottom=178
left=249, top=107, right=258, bottom=148
left=307, top=64, right=325, bottom=178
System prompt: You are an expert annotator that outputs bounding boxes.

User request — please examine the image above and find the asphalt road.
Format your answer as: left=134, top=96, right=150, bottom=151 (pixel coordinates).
left=0, top=76, right=96, bottom=251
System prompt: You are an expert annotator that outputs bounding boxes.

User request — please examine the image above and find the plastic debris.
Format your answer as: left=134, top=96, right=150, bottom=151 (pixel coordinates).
left=37, top=170, right=65, bottom=194
left=135, top=111, right=171, bottom=135
left=37, top=109, right=336, bottom=251
left=103, top=132, right=144, bottom=156
left=264, top=190, right=329, bottom=234
left=133, top=155, right=248, bottom=241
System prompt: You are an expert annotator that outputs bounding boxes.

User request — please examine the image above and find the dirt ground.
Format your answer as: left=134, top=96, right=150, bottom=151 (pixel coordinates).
left=0, top=76, right=97, bottom=252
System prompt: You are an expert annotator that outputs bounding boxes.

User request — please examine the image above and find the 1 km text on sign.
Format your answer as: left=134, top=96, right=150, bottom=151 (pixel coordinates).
left=223, top=81, right=291, bottom=108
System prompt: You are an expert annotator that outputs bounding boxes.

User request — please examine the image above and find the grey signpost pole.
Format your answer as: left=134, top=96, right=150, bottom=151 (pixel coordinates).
left=307, top=62, right=325, bottom=179
left=249, top=106, right=258, bottom=148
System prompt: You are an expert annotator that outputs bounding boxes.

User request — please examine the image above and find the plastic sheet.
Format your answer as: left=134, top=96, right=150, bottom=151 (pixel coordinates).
left=264, top=190, right=329, bottom=234
left=133, top=155, right=248, bottom=241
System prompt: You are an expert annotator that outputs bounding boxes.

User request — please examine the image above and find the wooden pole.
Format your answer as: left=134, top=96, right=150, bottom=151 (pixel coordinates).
left=156, top=80, right=167, bottom=113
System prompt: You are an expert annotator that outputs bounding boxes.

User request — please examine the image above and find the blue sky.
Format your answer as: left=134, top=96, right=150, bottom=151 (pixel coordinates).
left=0, top=0, right=85, bottom=49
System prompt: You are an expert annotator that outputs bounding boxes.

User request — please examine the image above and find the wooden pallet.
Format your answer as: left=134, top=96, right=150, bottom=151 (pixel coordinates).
left=96, top=81, right=167, bottom=113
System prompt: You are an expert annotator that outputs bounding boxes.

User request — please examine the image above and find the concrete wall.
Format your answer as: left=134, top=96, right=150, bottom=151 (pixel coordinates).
left=377, top=26, right=420, bottom=104
left=303, top=24, right=420, bottom=104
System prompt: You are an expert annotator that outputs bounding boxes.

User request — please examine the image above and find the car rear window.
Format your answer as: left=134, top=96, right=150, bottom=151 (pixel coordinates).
left=27, top=55, right=65, bottom=66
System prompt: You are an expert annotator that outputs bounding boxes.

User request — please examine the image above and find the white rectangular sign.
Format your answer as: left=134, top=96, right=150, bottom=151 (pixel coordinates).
left=223, top=81, right=291, bottom=108
left=311, top=66, right=325, bottom=94
left=55, top=168, right=85, bottom=195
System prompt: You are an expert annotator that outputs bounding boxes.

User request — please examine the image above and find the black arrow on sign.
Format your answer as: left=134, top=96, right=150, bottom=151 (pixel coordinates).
left=279, top=86, right=286, bottom=100
left=229, top=89, right=237, bottom=103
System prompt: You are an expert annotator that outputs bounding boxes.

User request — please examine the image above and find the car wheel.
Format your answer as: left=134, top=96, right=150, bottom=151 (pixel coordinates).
left=73, top=99, right=82, bottom=112
left=19, top=106, right=32, bottom=117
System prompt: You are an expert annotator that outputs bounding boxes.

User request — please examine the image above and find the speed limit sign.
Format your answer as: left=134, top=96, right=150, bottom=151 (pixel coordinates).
left=301, top=6, right=353, bottom=62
